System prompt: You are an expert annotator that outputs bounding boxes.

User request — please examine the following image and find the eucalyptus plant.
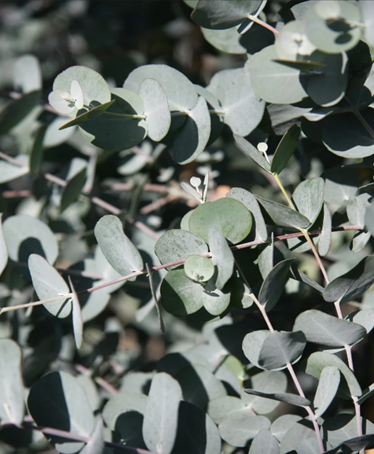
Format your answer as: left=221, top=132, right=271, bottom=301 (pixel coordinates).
left=1, top=0, right=374, bottom=453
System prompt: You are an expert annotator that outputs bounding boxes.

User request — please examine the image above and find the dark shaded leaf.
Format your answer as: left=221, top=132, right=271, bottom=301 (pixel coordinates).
left=323, top=256, right=374, bottom=303
left=270, top=125, right=300, bottom=175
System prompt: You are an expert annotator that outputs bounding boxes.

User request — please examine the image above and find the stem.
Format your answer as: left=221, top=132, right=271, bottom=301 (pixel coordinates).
left=15, top=421, right=156, bottom=454
left=0, top=295, right=70, bottom=315
left=272, top=173, right=330, bottom=285
left=244, top=14, right=279, bottom=36
left=103, top=111, right=146, bottom=120
left=242, top=272, right=324, bottom=452
left=273, top=174, right=295, bottom=209
left=334, top=299, right=364, bottom=445
left=2, top=226, right=362, bottom=314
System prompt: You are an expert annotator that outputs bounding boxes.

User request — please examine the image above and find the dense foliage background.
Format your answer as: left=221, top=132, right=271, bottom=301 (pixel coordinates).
left=1, top=1, right=374, bottom=453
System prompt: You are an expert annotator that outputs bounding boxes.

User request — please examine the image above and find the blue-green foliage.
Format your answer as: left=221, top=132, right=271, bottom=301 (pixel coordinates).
left=0, top=1, right=374, bottom=453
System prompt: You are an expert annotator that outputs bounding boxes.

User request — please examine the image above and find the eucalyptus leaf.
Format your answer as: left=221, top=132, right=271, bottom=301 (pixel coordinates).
left=58, top=100, right=115, bottom=130
left=247, top=45, right=307, bottom=104
left=3, top=215, right=58, bottom=264
left=184, top=254, right=214, bottom=283
left=347, top=194, right=371, bottom=229
left=0, top=155, right=29, bottom=183
left=0, top=339, right=24, bottom=425
left=155, top=229, right=208, bottom=270
left=0, top=91, right=41, bottom=135
left=51, top=66, right=111, bottom=118
left=280, top=418, right=316, bottom=454
left=271, top=415, right=301, bottom=443
left=293, top=310, right=366, bottom=348
left=14, top=54, right=42, bottom=94
left=189, top=198, right=252, bottom=244
left=305, top=352, right=361, bottom=398
left=323, top=110, right=374, bottom=159
left=249, top=429, right=280, bottom=454
left=171, top=401, right=221, bottom=454
left=80, top=418, right=104, bottom=454
left=361, top=0, right=374, bottom=47
left=201, top=27, right=246, bottom=55
left=139, top=78, right=171, bottom=142
left=323, top=255, right=374, bottom=303
left=28, top=371, right=94, bottom=453
left=244, top=389, right=311, bottom=408
left=161, top=267, right=230, bottom=316
left=207, top=396, right=244, bottom=425
left=103, top=391, right=147, bottom=431
left=219, top=413, right=270, bottom=448
left=227, top=188, right=268, bottom=241
left=233, top=134, right=271, bottom=173
left=208, top=226, right=234, bottom=290
left=304, top=53, right=348, bottom=107
left=175, top=364, right=226, bottom=410
left=350, top=309, right=374, bottom=334
left=271, top=125, right=300, bottom=175
left=318, top=203, right=332, bottom=256
left=28, top=254, right=72, bottom=318
left=0, top=214, right=8, bottom=277
left=258, top=259, right=293, bottom=312
left=304, top=1, right=362, bottom=54
left=242, top=330, right=306, bottom=371
left=60, top=166, right=87, bottom=213
left=207, top=68, right=265, bottom=136
left=255, top=195, right=310, bottom=230
left=79, top=88, right=147, bottom=151
left=29, top=124, right=46, bottom=175
left=173, top=95, right=211, bottom=164
left=313, top=366, right=340, bottom=419
left=94, top=215, right=143, bottom=278
left=143, top=373, right=182, bottom=454
left=124, top=64, right=198, bottom=111
left=242, top=371, right=288, bottom=415
left=191, top=0, right=262, bottom=30
left=68, top=276, right=83, bottom=350
left=292, top=177, right=324, bottom=226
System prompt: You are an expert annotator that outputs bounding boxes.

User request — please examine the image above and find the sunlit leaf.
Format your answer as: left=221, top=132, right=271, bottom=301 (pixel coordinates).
left=208, top=226, right=234, bottom=290
left=313, top=366, right=340, bottom=419
left=189, top=198, right=252, bottom=244
left=207, top=68, right=265, bottom=136
left=139, top=78, right=171, bottom=142
left=184, top=254, right=214, bottom=283
left=155, top=229, right=208, bottom=270
left=0, top=339, right=24, bottom=425
left=249, top=429, right=280, bottom=454
left=161, top=267, right=230, bottom=316
left=143, top=373, right=182, bottom=454
left=28, top=254, right=72, bottom=318
left=0, top=214, right=8, bottom=277
left=292, top=177, right=324, bottom=225
left=305, top=352, right=361, bottom=398
left=3, top=215, right=59, bottom=264
left=94, top=215, right=143, bottom=278
left=227, top=188, right=268, bottom=241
